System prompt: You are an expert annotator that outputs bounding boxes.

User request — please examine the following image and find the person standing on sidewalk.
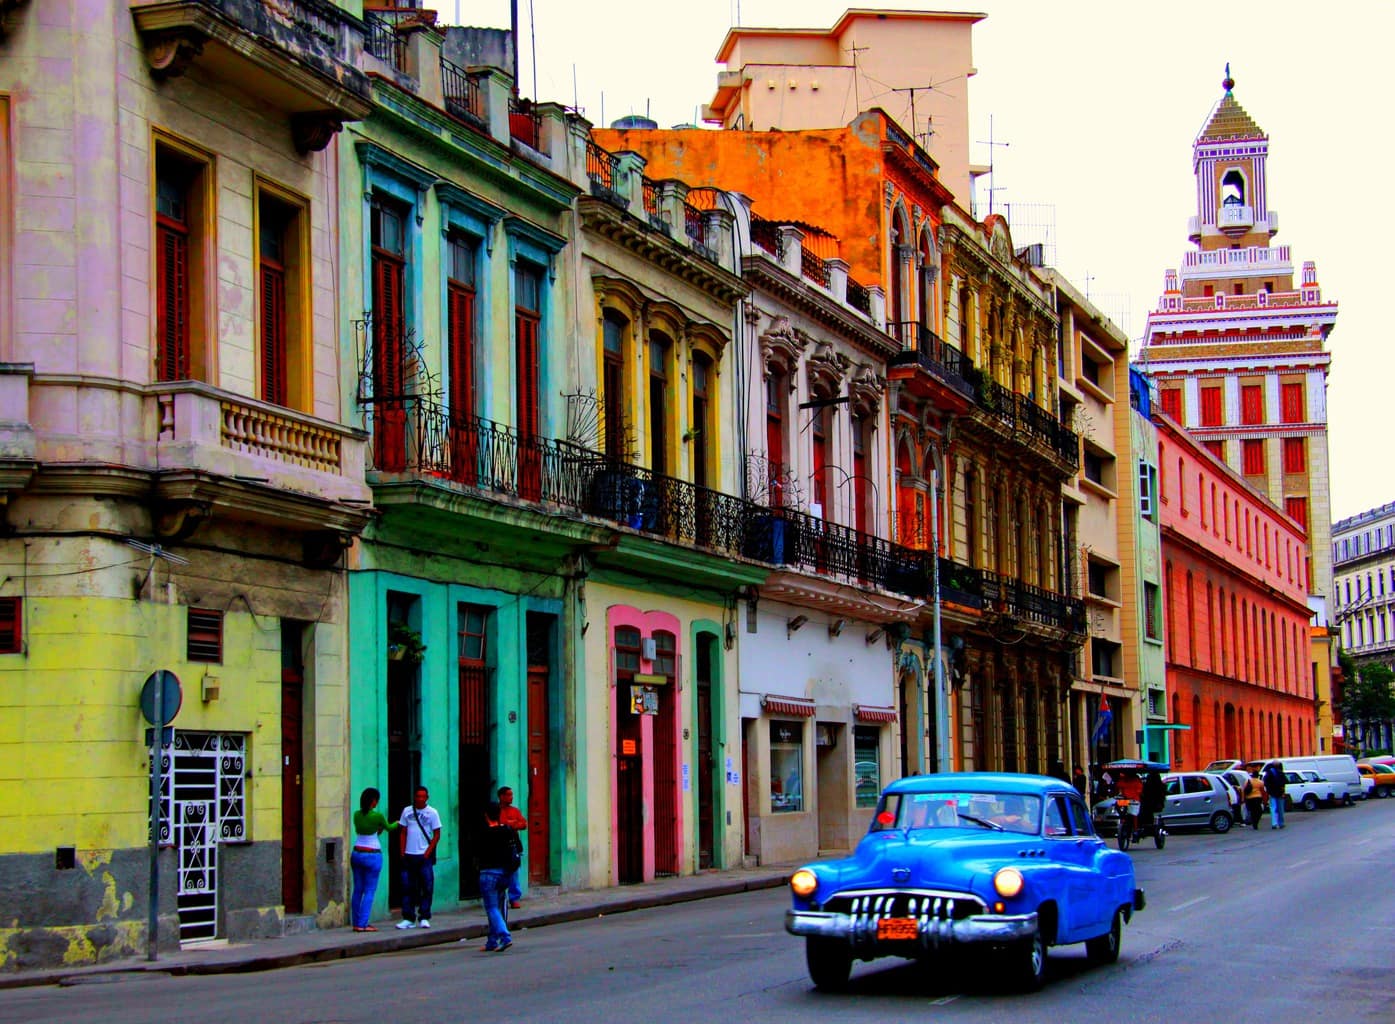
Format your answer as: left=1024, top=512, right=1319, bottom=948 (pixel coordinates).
left=1262, top=761, right=1287, bottom=829
left=350, top=787, right=398, bottom=932
left=397, top=786, right=441, bottom=929
left=497, top=785, right=527, bottom=909
left=1243, top=770, right=1267, bottom=830
left=478, top=801, right=520, bottom=952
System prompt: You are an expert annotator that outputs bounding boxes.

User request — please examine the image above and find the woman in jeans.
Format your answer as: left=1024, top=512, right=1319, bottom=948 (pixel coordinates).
left=478, top=802, right=519, bottom=952
left=350, top=788, right=398, bottom=931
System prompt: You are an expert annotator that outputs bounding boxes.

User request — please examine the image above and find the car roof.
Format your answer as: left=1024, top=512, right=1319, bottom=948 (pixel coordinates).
left=883, top=772, right=1077, bottom=797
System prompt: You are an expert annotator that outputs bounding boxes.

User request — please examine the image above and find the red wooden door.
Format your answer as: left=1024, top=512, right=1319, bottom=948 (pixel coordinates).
left=448, top=277, right=477, bottom=485
left=526, top=665, right=550, bottom=884
left=696, top=680, right=715, bottom=870
left=280, top=668, right=304, bottom=914
left=516, top=309, right=542, bottom=501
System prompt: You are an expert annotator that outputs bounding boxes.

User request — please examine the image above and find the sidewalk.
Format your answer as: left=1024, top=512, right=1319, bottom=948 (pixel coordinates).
left=0, top=863, right=795, bottom=991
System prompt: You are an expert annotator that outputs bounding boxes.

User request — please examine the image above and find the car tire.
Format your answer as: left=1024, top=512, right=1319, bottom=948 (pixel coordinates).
left=1302, top=794, right=1319, bottom=812
left=1009, top=931, right=1047, bottom=992
left=805, top=938, right=852, bottom=992
left=1086, top=908, right=1124, bottom=965
left=1209, top=811, right=1232, bottom=834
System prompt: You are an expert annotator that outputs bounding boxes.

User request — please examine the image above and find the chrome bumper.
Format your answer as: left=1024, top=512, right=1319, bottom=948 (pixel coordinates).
left=786, top=908, right=1038, bottom=947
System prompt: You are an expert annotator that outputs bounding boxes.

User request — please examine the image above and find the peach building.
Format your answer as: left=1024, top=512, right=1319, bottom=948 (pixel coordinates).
left=700, top=8, right=984, bottom=202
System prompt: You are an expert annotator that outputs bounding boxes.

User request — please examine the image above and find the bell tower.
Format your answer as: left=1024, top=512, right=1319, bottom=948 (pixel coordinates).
left=1189, top=65, right=1276, bottom=252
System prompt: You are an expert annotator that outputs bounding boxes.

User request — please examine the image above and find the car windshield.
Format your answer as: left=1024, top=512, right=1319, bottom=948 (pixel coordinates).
left=872, top=791, right=1043, bottom=835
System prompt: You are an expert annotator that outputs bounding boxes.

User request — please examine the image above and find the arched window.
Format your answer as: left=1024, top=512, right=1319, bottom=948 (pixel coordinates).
left=896, top=441, right=921, bottom=548
left=1186, top=571, right=1197, bottom=666
left=1191, top=695, right=1202, bottom=768
left=690, top=352, right=713, bottom=489
left=918, top=230, right=938, bottom=330
left=959, top=282, right=975, bottom=361
left=1221, top=168, right=1246, bottom=206
left=603, top=310, right=630, bottom=460
left=889, top=207, right=911, bottom=332
left=963, top=464, right=979, bottom=567
left=648, top=331, right=672, bottom=474
left=811, top=401, right=831, bottom=519
left=765, top=372, right=787, bottom=506
left=852, top=414, right=871, bottom=535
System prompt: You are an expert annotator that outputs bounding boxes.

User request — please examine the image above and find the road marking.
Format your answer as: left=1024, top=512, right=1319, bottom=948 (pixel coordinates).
left=928, top=995, right=961, bottom=1005
left=1353, top=837, right=1375, bottom=846
left=1287, top=858, right=1311, bottom=869
left=1170, top=895, right=1210, bottom=912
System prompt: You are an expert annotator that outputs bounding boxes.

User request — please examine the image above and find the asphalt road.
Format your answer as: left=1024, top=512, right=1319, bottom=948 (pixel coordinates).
left=3, top=799, right=1391, bottom=1024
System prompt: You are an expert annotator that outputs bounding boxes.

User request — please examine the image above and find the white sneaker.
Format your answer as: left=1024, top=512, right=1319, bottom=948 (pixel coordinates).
left=418, top=919, right=431, bottom=929
left=396, top=920, right=416, bottom=930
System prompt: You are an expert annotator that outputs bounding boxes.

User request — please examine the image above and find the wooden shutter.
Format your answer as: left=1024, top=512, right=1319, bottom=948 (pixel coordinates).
left=156, top=222, right=190, bottom=381
left=1200, top=386, right=1222, bottom=426
left=1281, top=382, right=1305, bottom=424
left=516, top=309, right=541, bottom=500
left=1203, top=440, right=1226, bottom=461
left=1241, top=385, right=1263, bottom=425
left=448, top=282, right=475, bottom=420
left=1242, top=439, right=1265, bottom=476
left=0, top=597, right=20, bottom=654
left=372, top=251, right=406, bottom=472
left=1158, top=388, right=1179, bottom=420
left=1285, top=497, right=1308, bottom=531
left=1283, top=437, right=1306, bottom=474
left=260, top=261, right=288, bottom=406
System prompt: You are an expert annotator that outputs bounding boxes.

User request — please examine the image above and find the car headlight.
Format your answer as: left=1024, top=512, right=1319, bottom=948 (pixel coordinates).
left=790, top=868, right=819, bottom=898
left=993, top=867, right=1024, bottom=898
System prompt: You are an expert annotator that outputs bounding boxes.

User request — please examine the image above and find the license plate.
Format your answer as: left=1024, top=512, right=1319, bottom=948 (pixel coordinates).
left=877, top=917, right=918, bottom=941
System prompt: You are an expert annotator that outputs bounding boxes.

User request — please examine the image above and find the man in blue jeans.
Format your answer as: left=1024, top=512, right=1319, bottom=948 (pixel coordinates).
left=397, top=786, right=441, bottom=928
left=1263, top=761, right=1287, bottom=829
left=478, top=802, right=519, bottom=951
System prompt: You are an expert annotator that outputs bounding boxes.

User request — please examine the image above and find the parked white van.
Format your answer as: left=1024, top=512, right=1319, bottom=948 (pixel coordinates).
left=1244, top=755, right=1363, bottom=805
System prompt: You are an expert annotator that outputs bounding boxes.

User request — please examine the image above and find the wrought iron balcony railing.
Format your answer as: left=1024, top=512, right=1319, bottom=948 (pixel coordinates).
left=641, top=177, right=667, bottom=234
left=749, top=215, right=784, bottom=259
left=801, top=246, right=831, bottom=288
left=845, top=278, right=872, bottom=316
left=509, top=96, right=543, bottom=151
left=363, top=12, right=405, bottom=71
left=441, top=58, right=486, bottom=129
left=586, top=140, right=625, bottom=209
left=888, top=325, right=974, bottom=398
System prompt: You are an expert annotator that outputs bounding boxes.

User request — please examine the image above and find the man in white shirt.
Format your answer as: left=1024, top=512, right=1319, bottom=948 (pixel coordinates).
left=396, top=786, right=442, bottom=929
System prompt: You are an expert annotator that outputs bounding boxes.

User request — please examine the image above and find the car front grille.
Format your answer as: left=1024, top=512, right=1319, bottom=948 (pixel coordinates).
left=822, top=889, right=985, bottom=923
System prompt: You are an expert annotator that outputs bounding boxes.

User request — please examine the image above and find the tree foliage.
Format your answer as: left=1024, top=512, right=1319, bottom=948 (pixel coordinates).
left=1337, top=653, right=1395, bottom=753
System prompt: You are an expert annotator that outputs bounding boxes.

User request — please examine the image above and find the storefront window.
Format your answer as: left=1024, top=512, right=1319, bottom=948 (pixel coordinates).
left=770, top=719, right=804, bottom=813
left=854, top=725, right=881, bottom=808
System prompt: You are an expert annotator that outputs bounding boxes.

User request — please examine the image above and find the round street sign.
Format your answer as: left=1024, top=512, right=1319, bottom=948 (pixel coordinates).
left=140, top=670, right=183, bottom=727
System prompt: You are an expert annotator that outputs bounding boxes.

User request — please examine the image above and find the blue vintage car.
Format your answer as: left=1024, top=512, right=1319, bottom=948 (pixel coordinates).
left=785, top=773, right=1146, bottom=991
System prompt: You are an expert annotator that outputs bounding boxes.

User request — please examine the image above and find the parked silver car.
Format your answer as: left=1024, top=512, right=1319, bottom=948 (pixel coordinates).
left=1159, top=772, right=1234, bottom=833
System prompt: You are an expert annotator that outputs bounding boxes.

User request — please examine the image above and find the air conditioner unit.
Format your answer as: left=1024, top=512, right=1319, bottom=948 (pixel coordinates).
left=641, top=637, right=657, bottom=662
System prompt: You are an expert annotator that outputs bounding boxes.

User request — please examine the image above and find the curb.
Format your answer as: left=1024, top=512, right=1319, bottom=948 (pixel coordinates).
left=2, top=872, right=790, bottom=991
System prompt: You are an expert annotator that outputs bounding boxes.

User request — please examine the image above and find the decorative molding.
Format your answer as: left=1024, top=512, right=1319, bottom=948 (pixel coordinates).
left=805, top=341, right=850, bottom=395
left=847, top=363, right=886, bottom=420
left=757, top=316, right=807, bottom=382
left=290, top=111, right=344, bottom=154
left=144, top=30, right=205, bottom=80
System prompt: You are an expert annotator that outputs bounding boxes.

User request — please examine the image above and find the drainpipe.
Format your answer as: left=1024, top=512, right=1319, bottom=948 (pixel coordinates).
left=929, top=465, right=949, bottom=774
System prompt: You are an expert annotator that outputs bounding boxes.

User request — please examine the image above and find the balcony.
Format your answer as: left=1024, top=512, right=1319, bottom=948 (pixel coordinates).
left=151, top=382, right=371, bottom=542
left=1217, top=203, right=1254, bottom=230
left=981, top=570, right=1087, bottom=639
left=509, top=95, right=544, bottom=152
left=887, top=325, right=974, bottom=402
left=586, top=140, right=625, bottom=210
left=440, top=57, right=487, bottom=130
left=962, top=368, right=1079, bottom=473
left=130, top=0, right=371, bottom=152
left=371, top=397, right=927, bottom=597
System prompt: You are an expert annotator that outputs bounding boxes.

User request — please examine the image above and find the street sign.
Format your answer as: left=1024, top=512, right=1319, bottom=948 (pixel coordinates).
left=140, top=671, right=182, bottom=726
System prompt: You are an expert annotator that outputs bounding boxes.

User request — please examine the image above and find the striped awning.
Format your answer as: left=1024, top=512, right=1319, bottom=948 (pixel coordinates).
left=854, top=704, right=897, bottom=723
left=762, top=694, right=816, bottom=718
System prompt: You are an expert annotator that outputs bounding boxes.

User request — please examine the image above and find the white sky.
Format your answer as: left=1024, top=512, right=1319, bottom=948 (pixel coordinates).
left=458, top=0, right=1389, bottom=521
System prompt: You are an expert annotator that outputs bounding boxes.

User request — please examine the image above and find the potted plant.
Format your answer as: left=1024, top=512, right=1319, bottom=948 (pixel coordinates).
left=387, top=621, right=426, bottom=664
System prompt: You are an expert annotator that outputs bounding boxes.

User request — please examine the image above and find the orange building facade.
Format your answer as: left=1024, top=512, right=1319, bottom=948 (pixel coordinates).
left=1155, top=412, right=1315, bottom=768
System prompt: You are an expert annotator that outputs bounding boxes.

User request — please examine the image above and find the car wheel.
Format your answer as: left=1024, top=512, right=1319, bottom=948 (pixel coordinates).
left=1209, top=811, right=1232, bottom=833
left=805, top=938, right=852, bottom=992
left=1302, top=794, right=1319, bottom=812
left=1009, top=931, right=1048, bottom=992
left=1085, top=908, right=1123, bottom=965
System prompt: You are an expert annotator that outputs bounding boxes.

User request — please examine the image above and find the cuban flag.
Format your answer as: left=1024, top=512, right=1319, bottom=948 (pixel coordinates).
left=1091, top=696, right=1113, bottom=746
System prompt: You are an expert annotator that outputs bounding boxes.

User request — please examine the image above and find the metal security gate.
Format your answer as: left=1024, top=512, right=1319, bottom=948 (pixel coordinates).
left=154, top=732, right=247, bottom=942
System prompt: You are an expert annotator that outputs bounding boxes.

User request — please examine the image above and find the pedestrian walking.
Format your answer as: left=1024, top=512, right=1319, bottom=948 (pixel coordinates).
left=396, top=786, right=441, bottom=929
left=350, top=787, right=398, bottom=932
left=478, top=801, right=521, bottom=952
left=1242, top=770, right=1267, bottom=830
left=1262, top=761, right=1287, bottom=829
left=1072, top=765, right=1089, bottom=799
left=497, top=786, right=528, bottom=908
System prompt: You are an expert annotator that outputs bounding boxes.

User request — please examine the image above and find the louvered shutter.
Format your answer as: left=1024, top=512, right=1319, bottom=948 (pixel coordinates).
left=372, top=253, right=407, bottom=472
left=516, top=310, right=541, bottom=500
left=448, top=282, right=477, bottom=484
left=0, top=597, right=20, bottom=654
left=156, top=223, right=190, bottom=381
left=1241, top=385, right=1263, bottom=425
left=1281, top=382, right=1304, bottom=424
left=261, top=262, right=288, bottom=406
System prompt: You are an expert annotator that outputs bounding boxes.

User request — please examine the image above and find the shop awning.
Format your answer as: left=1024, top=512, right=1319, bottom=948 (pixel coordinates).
left=762, top=694, right=816, bottom=718
left=853, top=704, right=898, bottom=723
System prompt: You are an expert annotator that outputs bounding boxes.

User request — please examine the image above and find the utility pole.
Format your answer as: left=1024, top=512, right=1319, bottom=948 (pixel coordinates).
left=975, top=115, right=1010, bottom=216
